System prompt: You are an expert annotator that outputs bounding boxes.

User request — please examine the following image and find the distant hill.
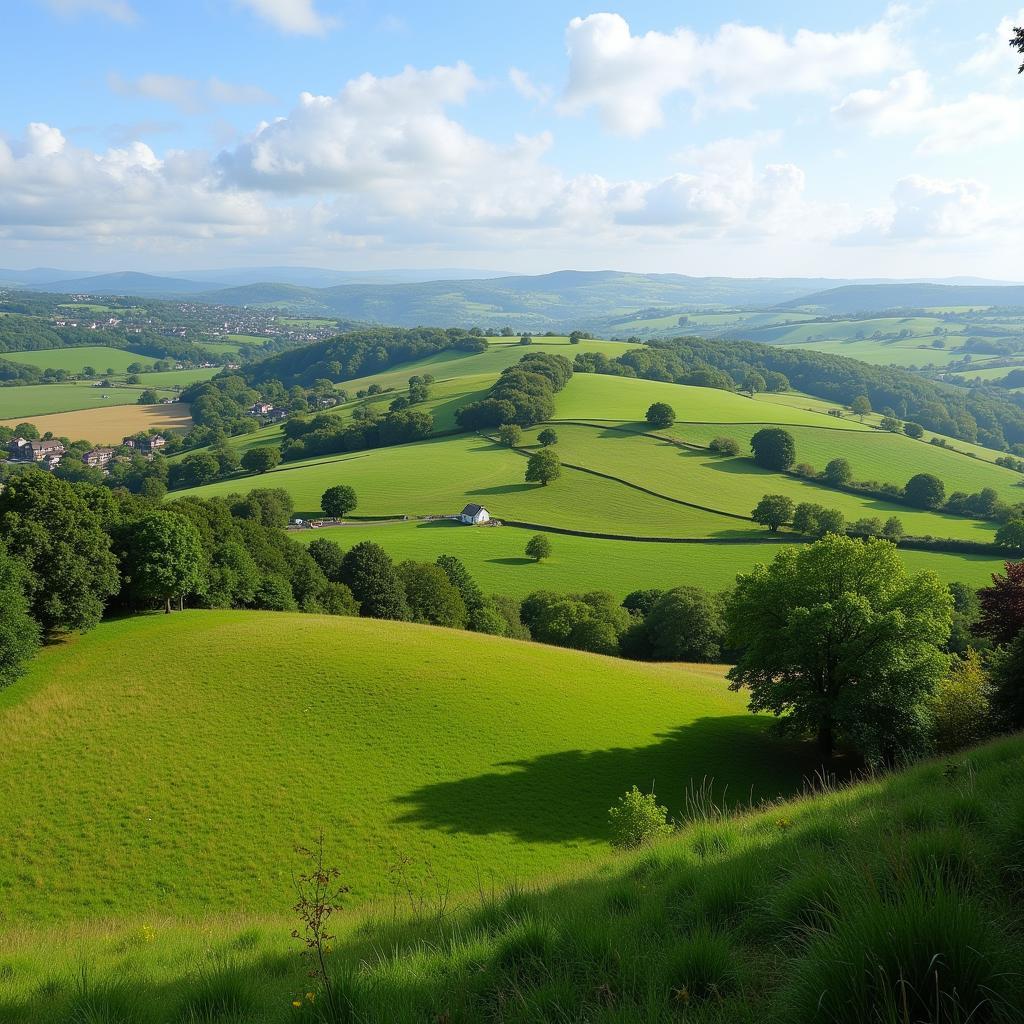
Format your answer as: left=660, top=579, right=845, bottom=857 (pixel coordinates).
left=40, top=271, right=222, bottom=295
left=198, top=271, right=866, bottom=328
left=780, top=282, right=1024, bottom=314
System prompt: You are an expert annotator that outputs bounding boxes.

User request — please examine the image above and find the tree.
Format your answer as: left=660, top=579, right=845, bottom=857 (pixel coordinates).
left=742, top=371, right=766, bottom=395
left=525, top=448, right=561, bottom=486
left=525, top=534, right=552, bottom=561
left=307, top=537, right=346, bottom=583
left=814, top=508, right=846, bottom=538
left=435, top=554, right=484, bottom=614
left=537, top=428, right=559, bottom=446
left=321, top=485, right=357, bottom=519
left=1013, top=23, right=1024, bottom=73
left=926, top=651, right=992, bottom=754
left=792, top=502, right=824, bottom=535
left=851, top=517, right=883, bottom=537
left=398, top=561, right=468, bottom=628
left=119, top=511, right=206, bottom=613
left=990, top=633, right=1024, bottom=729
left=519, top=334, right=533, bottom=345
left=996, top=519, right=1024, bottom=549
left=750, top=428, right=796, bottom=471
left=976, top=561, right=1024, bottom=645
left=904, top=421, right=925, bottom=440
left=645, top=402, right=675, bottom=428
left=622, top=588, right=664, bottom=617
left=642, top=586, right=725, bottom=662
left=241, top=446, right=281, bottom=474
left=339, top=541, right=409, bottom=620
left=880, top=416, right=901, bottom=433
left=569, top=330, right=585, bottom=345
left=708, top=436, right=740, bottom=456
left=726, top=535, right=952, bottom=762
left=823, top=458, right=853, bottom=486
left=882, top=517, right=905, bottom=541
left=752, top=494, right=794, bottom=532
left=0, top=547, right=40, bottom=688
left=0, top=472, right=119, bottom=634
left=851, top=395, right=872, bottom=420
left=904, top=473, right=946, bottom=509
left=497, top=423, right=522, bottom=447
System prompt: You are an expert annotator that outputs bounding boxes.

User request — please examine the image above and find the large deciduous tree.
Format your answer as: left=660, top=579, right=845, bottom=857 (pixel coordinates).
left=339, top=541, right=409, bottom=621
left=525, top=448, right=561, bottom=486
left=118, top=511, right=206, bottom=613
left=904, top=473, right=946, bottom=509
left=645, top=402, right=676, bottom=428
left=752, top=494, right=794, bottom=532
left=726, top=535, right=952, bottom=763
left=750, top=428, right=796, bottom=471
left=0, top=472, right=119, bottom=634
left=976, top=561, right=1024, bottom=645
left=321, top=485, right=357, bottom=518
left=0, top=546, right=40, bottom=688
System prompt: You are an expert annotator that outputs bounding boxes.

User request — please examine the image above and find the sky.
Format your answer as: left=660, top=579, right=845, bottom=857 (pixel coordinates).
left=1, top=0, right=1023, bottom=278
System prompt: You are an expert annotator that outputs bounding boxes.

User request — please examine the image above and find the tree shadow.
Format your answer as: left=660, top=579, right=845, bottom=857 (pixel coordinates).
left=472, top=482, right=534, bottom=496
left=393, top=716, right=822, bottom=844
left=486, top=556, right=534, bottom=565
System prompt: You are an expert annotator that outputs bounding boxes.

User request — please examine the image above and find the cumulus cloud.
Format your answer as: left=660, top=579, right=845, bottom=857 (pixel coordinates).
left=958, top=9, right=1024, bottom=78
left=509, top=68, right=551, bottom=104
left=559, top=10, right=907, bottom=135
left=833, top=70, right=1024, bottom=153
left=108, top=72, right=274, bottom=113
left=42, top=0, right=136, bottom=22
left=234, top=0, right=336, bottom=36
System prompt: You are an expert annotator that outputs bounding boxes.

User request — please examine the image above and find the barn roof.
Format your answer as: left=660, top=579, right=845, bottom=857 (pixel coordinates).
left=461, top=503, right=486, bottom=516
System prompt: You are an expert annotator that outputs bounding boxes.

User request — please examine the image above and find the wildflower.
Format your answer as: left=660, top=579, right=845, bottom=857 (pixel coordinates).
left=306, top=992, right=315, bottom=1001
left=292, top=999, right=302, bottom=1008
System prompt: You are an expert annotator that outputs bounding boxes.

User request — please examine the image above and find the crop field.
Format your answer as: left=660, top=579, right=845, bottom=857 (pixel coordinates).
left=0, top=611, right=811, bottom=925
left=1, top=345, right=153, bottom=374
left=0, top=382, right=171, bottom=419
left=778, top=338, right=967, bottom=368
left=296, top=520, right=1005, bottom=593
left=554, top=374, right=869, bottom=428
left=1, top=402, right=192, bottom=442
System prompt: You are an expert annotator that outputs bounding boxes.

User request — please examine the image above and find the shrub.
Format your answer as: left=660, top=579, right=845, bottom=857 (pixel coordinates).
left=537, top=427, right=558, bottom=446
left=904, top=421, right=925, bottom=439
left=608, top=786, right=672, bottom=848
left=927, top=651, right=991, bottom=754
left=708, top=436, right=740, bottom=456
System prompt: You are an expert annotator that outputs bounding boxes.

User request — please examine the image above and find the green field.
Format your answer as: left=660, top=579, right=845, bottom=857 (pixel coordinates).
left=1, top=345, right=153, bottom=374
left=128, top=366, right=220, bottom=387
left=295, top=520, right=1006, bottom=593
left=0, top=382, right=170, bottom=418
left=0, top=611, right=810, bottom=926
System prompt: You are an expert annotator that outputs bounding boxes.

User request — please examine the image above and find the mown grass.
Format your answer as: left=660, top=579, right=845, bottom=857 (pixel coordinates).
left=0, top=383, right=163, bottom=419
left=0, top=611, right=811, bottom=927
left=296, top=520, right=1007, bottom=593
left=0, top=345, right=154, bottom=374
left=3, top=729, right=1022, bottom=1022
left=526, top=424, right=999, bottom=541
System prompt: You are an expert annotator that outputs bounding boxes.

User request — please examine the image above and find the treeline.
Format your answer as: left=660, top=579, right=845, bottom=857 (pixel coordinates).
left=456, top=352, right=574, bottom=429
left=237, top=326, right=488, bottom=389
left=575, top=335, right=1024, bottom=452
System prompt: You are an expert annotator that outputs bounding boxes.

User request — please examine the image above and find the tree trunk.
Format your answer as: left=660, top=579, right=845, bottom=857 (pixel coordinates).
left=179, top=596, right=184, bottom=612
left=817, top=722, right=833, bottom=760
left=165, top=597, right=172, bottom=614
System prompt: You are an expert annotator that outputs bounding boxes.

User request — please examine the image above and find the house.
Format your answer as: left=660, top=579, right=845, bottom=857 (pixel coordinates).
left=459, top=503, right=490, bottom=525
left=8, top=438, right=66, bottom=463
left=266, top=408, right=288, bottom=423
left=121, top=434, right=166, bottom=455
left=82, top=447, right=115, bottom=468
left=249, top=401, right=274, bottom=416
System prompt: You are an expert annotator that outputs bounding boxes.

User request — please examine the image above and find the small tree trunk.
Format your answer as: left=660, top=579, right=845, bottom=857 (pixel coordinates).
left=179, top=596, right=184, bottom=612
left=165, top=597, right=172, bottom=614
left=817, top=722, right=833, bottom=760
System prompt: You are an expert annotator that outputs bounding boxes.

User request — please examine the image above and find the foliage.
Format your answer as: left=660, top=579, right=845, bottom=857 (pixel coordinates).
left=752, top=494, right=794, bottom=532
left=608, top=786, right=672, bottom=848
left=645, top=402, right=676, bottom=428
left=750, top=428, right=796, bottom=471
left=537, top=427, right=559, bottom=446
left=116, top=511, right=206, bottom=612
left=926, top=650, right=992, bottom=754
left=497, top=423, right=522, bottom=447
left=904, top=472, right=947, bottom=509
left=240, top=446, right=281, bottom=475
left=636, top=586, right=726, bottom=662
left=989, top=633, right=1024, bottom=729
left=525, top=447, right=561, bottom=487
left=708, top=436, right=740, bottom=456
left=339, top=541, right=409, bottom=621
left=995, top=518, right=1024, bottom=548
left=0, top=546, right=41, bottom=688
left=398, top=560, right=468, bottom=628
left=458, top=352, right=573, bottom=428
left=321, top=484, right=357, bottom=519
left=520, top=589, right=631, bottom=655
left=727, top=535, right=953, bottom=762
left=823, top=458, right=853, bottom=485
left=525, top=534, right=552, bottom=562
left=976, top=561, right=1024, bottom=645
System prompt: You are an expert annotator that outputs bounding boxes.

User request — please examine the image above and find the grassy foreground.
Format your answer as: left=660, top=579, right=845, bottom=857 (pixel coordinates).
left=0, top=612, right=811, bottom=928
left=2, top=730, right=1022, bottom=1022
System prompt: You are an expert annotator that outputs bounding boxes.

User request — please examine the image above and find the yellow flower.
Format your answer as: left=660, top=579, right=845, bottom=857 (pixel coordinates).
left=306, top=992, right=316, bottom=1001
left=292, top=1000, right=302, bottom=1008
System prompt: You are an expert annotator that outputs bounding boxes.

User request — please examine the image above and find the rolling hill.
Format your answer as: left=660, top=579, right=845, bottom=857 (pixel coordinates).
left=781, top=282, right=1024, bottom=314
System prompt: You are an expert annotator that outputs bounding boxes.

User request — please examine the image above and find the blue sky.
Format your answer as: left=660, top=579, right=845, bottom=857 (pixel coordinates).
left=1, top=0, right=1022, bottom=276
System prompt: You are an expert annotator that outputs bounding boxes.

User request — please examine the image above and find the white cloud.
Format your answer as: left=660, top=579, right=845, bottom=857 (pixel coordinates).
left=509, top=68, right=551, bottom=104
left=108, top=73, right=274, bottom=113
left=42, top=0, right=136, bottom=22
left=958, top=9, right=1024, bottom=78
left=234, top=0, right=336, bottom=36
left=834, top=70, right=1024, bottom=153
left=559, top=10, right=907, bottom=135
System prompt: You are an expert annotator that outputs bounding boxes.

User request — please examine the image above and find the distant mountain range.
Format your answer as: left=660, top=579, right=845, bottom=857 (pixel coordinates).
left=3, top=267, right=1023, bottom=328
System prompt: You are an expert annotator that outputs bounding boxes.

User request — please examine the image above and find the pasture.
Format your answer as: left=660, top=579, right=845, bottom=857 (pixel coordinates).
left=0, top=345, right=153, bottom=374
left=0, top=382, right=168, bottom=419
left=0, top=610, right=809, bottom=925
left=296, top=520, right=1006, bottom=593
left=1, top=402, right=192, bottom=442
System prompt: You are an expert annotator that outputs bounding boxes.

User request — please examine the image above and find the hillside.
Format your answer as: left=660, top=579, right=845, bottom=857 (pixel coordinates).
left=2, top=719, right=1021, bottom=1022
left=0, top=611, right=812, bottom=926
left=781, top=282, right=1024, bottom=314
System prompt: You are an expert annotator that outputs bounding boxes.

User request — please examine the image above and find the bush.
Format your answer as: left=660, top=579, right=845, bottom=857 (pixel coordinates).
left=823, top=458, right=853, bottom=485
left=496, top=423, right=522, bottom=447
left=537, top=427, right=558, bottom=446
left=927, top=651, right=992, bottom=754
left=608, top=786, right=672, bottom=848
left=525, top=534, right=552, bottom=561
left=708, top=436, right=740, bottom=456
left=240, top=446, right=281, bottom=475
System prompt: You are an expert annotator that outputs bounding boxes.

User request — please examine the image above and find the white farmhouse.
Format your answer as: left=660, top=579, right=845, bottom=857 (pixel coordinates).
left=458, top=503, right=490, bottom=525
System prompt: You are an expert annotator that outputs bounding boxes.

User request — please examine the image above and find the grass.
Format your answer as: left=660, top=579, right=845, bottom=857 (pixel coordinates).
left=555, top=374, right=869, bottom=429
left=2, top=718, right=1023, bottom=1022
left=294, top=520, right=1007, bottom=593
left=0, top=383, right=165, bottom=419
left=0, top=346, right=154, bottom=374
left=0, top=611, right=811, bottom=928
left=1, top=403, right=193, bottom=443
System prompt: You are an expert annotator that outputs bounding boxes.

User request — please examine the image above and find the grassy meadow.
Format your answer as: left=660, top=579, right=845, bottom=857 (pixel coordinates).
left=0, top=345, right=154, bottom=374
left=0, top=611, right=812, bottom=927
left=0, top=383, right=164, bottom=419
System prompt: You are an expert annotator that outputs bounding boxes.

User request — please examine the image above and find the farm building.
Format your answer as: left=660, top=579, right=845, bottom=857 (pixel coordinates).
left=459, top=503, right=490, bottom=525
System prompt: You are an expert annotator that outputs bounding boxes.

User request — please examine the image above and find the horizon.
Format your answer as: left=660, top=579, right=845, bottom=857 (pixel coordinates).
left=1, top=2, right=1022, bottom=278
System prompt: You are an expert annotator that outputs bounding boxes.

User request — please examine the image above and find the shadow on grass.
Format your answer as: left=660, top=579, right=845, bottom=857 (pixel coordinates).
left=393, top=716, right=820, bottom=843
left=485, top=557, right=534, bottom=566
left=471, top=482, right=534, bottom=496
